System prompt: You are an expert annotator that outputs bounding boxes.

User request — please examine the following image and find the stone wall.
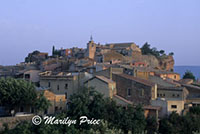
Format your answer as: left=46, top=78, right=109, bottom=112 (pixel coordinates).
left=113, top=74, right=153, bottom=105
left=0, top=116, right=33, bottom=131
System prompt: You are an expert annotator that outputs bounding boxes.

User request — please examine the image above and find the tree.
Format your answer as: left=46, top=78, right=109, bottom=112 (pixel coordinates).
left=169, top=52, right=174, bottom=56
left=189, top=106, right=200, bottom=115
left=67, top=86, right=146, bottom=133
left=146, top=116, right=158, bottom=134
left=34, top=92, right=51, bottom=114
left=159, top=112, right=183, bottom=134
left=0, top=78, right=37, bottom=110
left=141, top=42, right=161, bottom=57
left=141, top=42, right=152, bottom=55
left=159, top=50, right=165, bottom=55
left=183, top=70, right=196, bottom=81
left=141, top=42, right=173, bottom=58
left=0, top=78, right=50, bottom=114
left=52, top=46, right=55, bottom=56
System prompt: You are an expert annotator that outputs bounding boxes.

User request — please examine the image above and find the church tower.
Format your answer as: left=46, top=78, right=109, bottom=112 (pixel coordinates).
left=86, top=36, right=96, bottom=59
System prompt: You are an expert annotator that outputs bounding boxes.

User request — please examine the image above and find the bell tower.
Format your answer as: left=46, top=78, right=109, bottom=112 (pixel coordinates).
left=86, top=36, right=96, bottom=59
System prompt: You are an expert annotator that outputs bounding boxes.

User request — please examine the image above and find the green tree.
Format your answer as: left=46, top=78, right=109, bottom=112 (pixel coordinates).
left=183, top=70, right=196, bottom=81
left=0, top=78, right=50, bottom=114
left=34, top=92, right=51, bottom=114
left=141, top=42, right=152, bottom=55
left=169, top=52, right=174, bottom=56
left=52, top=46, right=55, bottom=56
left=141, top=42, right=173, bottom=59
left=0, top=78, right=37, bottom=110
left=159, top=50, right=165, bottom=55
left=67, top=86, right=146, bottom=134
left=146, top=116, right=158, bottom=134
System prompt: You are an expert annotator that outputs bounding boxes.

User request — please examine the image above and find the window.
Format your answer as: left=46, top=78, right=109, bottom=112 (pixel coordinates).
left=65, top=92, right=67, bottom=99
left=172, top=94, right=175, bottom=97
left=24, top=74, right=30, bottom=79
left=48, top=82, right=51, bottom=87
left=57, top=85, right=60, bottom=90
left=171, top=105, right=177, bottom=109
left=157, top=94, right=159, bottom=97
left=127, top=88, right=131, bottom=96
left=20, top=107, right=24, bottom=112
left=55, top=107, right=58, bottom=111
left=140, top=89, right=144, bottom=96
left=177, top=94, right=180, bottom=97
left=65, top=83, right=68, bottom=89
left=31, top=107, right=35, bottom=113
left=174, top=75, right=176, bottom=79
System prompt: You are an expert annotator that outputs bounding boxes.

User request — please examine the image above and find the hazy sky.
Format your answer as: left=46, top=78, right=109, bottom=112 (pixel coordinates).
left=0, top=0, right=199, bottom=66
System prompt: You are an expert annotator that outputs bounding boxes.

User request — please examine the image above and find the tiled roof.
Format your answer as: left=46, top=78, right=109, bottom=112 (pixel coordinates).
left=182, top=84, right=200, bottom=90
left=39, top=71, right=78, bottom=77
left=103, top=51, right=124, bottom=62
left=85, top=75, right=115, bottom=84
left=155, top=70, right=180, bottom=75
left=158, top=86, right=185, bottom=91
left=149, top=75, right=177, bottom=87
left=116, top=73, right=156, bottom=87
left=178, top=79, right=194, bottom=84
left=95, top=75, right=115, bottom=84
left=113, top=95, right=133, bottom=105
left=143, top=105, right=161, bottom=110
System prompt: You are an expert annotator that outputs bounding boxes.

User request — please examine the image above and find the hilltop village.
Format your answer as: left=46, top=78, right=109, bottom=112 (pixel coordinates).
left=0, top=37, right=200, bottom=119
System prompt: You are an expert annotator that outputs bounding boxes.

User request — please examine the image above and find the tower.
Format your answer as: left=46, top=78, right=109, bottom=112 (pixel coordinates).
left=86, top=36, right=96, bottom=59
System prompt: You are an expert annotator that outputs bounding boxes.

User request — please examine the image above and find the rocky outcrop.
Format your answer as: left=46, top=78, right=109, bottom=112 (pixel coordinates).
left=132, top=54, right=159, bottom=68
left=157, top=55, right=174, bottom=71
left=132, top=54, right=174, bottom=71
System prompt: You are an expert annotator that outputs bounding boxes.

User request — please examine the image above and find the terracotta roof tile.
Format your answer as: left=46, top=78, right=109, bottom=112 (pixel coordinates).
left=113, top=95, right=133, bottom=105
left=115, top=73, right=156, bottom=87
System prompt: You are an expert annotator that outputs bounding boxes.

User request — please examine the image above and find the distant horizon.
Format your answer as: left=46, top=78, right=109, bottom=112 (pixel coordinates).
left=0, top=42, right=200, bottom=66
left=0, top=0, right=199, bottom=65
left=0, top=39, right=200, bottom=66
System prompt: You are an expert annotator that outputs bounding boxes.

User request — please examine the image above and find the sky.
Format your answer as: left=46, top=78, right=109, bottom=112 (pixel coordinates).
left=0, top=0, right=200, bottom=66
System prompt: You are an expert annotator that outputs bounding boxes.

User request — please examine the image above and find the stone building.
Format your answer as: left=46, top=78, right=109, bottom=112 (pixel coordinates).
left=153, top=86, right=188, bottom=117
left=84, top=75, right=116, bottom=98
left=149, top=75, right=188, bottom=116
left=112, top=73, right=157, bottom=105
left=37, top=89, right=67, bottom=114
left=151, top=98, right=185, bottom=117
left=120, top=65, right=152, bottom=80
left=154, top=71, right=181, bottom=81
left=106, top=42, right=141, bottom=56
left=85, top=36, right=96, bottom=59
left=23, top=70, right=41, bottom=85
left=39, top=71, right=92, bottom=100
left=39, top=71, right=79, bottom=99
left=102, top=51, right=125, bottom=64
